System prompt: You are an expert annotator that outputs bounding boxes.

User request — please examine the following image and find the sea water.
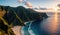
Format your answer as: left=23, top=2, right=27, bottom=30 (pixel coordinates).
left=22, top=12, right=60, bottom=35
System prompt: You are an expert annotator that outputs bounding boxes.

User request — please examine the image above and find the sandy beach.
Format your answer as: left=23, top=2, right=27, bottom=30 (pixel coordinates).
left=11, top=26, right=22, bottom=35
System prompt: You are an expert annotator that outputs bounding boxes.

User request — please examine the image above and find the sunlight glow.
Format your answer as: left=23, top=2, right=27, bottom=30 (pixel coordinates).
left=49, top=13, right=58, bottom=35
left=54, top=5, right=60, bottom=12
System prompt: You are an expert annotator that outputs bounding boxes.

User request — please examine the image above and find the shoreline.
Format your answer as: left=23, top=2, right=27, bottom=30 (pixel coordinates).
left=11, top=26, right=22, bottom=35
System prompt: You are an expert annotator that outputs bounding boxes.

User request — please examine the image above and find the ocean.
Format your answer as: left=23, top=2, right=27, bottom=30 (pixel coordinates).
left=22, top=12, right=60, bottom=35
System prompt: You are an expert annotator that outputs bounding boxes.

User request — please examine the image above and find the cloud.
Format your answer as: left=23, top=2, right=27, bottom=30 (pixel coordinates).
left=25, top=1, right=32, bottom=8
left=58, top=4, right=60, bottom=8
left=18, top=0, right=23, bottom=2
left=48, top=8, right=54, bottom=10
left=18, top=0, right=33, bottom=8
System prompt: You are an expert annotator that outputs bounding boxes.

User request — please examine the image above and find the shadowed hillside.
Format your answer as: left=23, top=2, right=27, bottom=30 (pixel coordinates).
left=0, top=6, right=48, bottom=22
left=0, top=5, right=48, bottom=35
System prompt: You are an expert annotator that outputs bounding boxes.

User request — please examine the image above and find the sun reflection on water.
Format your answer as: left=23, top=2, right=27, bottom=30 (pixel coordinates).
left=49, top=12, right=58, bottom=35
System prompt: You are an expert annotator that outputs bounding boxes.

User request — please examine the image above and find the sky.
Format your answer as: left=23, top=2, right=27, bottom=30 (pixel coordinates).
left=0, top=0, right=60, bottom=9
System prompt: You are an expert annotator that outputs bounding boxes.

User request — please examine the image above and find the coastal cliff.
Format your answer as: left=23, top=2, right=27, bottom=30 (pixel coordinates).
left=0, top=6, right=48, bottom=21
left=0, top=6, right=48, bottom=35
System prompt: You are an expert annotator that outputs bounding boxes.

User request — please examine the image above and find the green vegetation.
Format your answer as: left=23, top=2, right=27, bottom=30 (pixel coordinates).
left=0, top=6, right=48, bottom=35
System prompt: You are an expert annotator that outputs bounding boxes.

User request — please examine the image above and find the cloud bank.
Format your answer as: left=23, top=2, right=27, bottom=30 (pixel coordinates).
left=25, top=1, right=32, bottom=8
left=18, top=0, right=23, bottom=2
left=18, top=0, right=33, bottom=8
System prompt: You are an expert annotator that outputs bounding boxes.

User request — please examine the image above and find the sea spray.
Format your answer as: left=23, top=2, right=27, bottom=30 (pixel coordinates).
left=21, top=21, right=35, bottom=35
left=28, top=21, right=35, bottom=35
left=21, top=22, right=30, bottom=35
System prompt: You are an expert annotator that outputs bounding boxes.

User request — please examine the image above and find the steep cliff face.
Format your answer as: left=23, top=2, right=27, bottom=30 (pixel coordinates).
left=0, top=6, right=48, bottom=22
left=0, top=6, right=48, bottom=34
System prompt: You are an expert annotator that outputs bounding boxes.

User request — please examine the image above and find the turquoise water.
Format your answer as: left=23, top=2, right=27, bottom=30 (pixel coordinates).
left=22, top=12, right=60, bottom=35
